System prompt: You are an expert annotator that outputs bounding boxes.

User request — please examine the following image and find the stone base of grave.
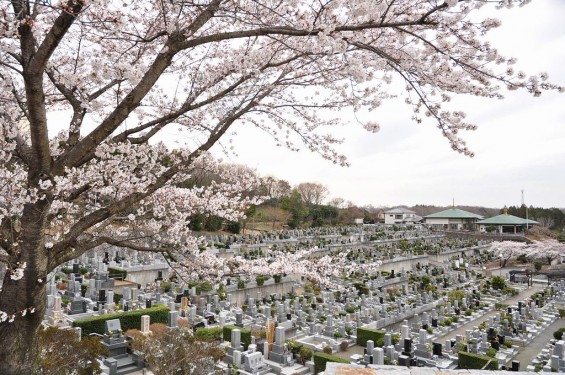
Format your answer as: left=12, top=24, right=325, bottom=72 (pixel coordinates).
left=268, top=345, right=293, bottom=366
left=102, top=339, right=128, bottom=357
left=263, top=359, right=309, bottom=375
left=102, top=353, right=143, bottom=375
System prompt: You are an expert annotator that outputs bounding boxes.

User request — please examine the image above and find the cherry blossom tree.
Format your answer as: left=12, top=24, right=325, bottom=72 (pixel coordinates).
left=0, top=0, right=562, bottom=372
left=528, top=240, right=565, bottom=266
left=489, top=240, right=528, bottom=268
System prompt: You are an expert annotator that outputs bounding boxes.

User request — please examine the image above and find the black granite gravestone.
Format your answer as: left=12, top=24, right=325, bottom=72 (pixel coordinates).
left=432, top=342, right=442, bottom=356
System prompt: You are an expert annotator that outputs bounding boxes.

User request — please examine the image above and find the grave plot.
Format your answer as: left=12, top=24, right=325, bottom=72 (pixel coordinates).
left=47, top=226, right=560, bottom=375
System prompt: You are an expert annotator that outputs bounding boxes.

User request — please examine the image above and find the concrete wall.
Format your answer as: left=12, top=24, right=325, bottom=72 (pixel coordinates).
left=427, top=245, right=487, bottom=263
left=443, top=231, right=530, bottom=243
left=378, top=255, right=428, bottom=273
left=207, top=279, right=298, bottom=307
left=125, top=264, right=171, bottom=286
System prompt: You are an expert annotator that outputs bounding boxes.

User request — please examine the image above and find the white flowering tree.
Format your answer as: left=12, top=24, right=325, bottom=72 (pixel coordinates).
left=528, top=240, right=565, bottom=266
left=489, top=240, right=528, bottom=268
left=0, top=0, right=562, bottom=372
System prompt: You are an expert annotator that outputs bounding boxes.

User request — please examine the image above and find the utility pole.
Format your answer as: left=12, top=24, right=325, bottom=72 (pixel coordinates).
left=522, top=189, right=529, bottom=230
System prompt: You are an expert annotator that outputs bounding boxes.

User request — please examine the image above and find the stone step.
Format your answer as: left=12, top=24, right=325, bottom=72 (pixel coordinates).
left=116, top=364, right=141, bottom=375
left=115, top=356, right=136, bottom=369
left=280, top=364, right=309, bottom=375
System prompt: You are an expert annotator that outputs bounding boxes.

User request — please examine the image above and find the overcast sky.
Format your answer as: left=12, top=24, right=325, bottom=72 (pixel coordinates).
left=210, top=1, right=565, bottom=209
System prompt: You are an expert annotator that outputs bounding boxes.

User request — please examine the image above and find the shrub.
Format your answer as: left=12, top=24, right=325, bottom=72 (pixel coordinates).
left=553, top=328, right=565, bottom=340
left=458, top=351, right=499, bottom=370
left=448, top=289, right=465, bottom=304
left=534, top=260, right=544, bottom=271
left=255, top=275, right=266, bottom=286
left=273, top=274, right=282, bottom=283
left=37, top=326, right=107, bottom=375
left=465, top=310, right=472, bottom=316
left=491, top=276, right=506, bottom=291
left=73, top=305, right=168, bottom=335
left=444, top=318, right=452, bottom=326
left=299, top=346, right=313, bottom=363
left=313, top=352, right=349, bottom=374
left=222, top=325, right=251, bottom=350
left=199, top=281, right=213, bottom=292
left=108, top=266, right=128, bottom=280
left=494, top=303, right=508, bottom=311
left=159, top=282, right=171, bottom=293
left=237, top=279, right=245, bottom=289
left=61, top=267, right=73, bottom=275
left=340, top=340, right=349, bottom=351
left=287, top=340, right=303, bottom=355
left=356, top=327, right=386, bottom=347
left=195, top=326, right=223, bottom=340
left=486, top=348, right=497, bottom=358
left=113, top=293, right=122, bottom=305
left=502, top=287, right=519, bottom=296
left=345, top=306, right=356, bottom=314
left=323, top=346, right=333, bottom=354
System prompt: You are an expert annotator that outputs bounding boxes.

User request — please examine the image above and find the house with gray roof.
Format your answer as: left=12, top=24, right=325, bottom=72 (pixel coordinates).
left=384, top=207, right=422, bottom=225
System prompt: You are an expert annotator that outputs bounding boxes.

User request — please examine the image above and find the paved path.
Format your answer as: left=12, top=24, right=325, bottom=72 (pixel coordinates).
left=512, top=318, right=565, bottom=370
left=436, top=285, right=544, bottom=342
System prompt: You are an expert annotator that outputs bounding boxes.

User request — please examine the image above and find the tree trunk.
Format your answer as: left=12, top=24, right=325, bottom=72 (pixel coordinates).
left=0, top=202, right=50, bottom=374
left=0, top=280, right=46, bottom=374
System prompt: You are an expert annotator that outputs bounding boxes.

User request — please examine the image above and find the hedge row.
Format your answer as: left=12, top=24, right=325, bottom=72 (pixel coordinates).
left=313, top=352, right=349, bottom=374
left=108, top=266, right=128, bottom=280
left=222, top=325, right=251, bottom=350
left=356, top=327, right=386, bottom=347
left=72, top=305, right=168, bottom=335
left=195, top=326, right=223, bottom=340
left=458, top=351, right=499, bottom=370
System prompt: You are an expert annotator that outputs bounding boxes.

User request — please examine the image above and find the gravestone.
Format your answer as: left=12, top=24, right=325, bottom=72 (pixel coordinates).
left=268, top=326, right=290, bottom=365
left=168, top=311, right=179, bottom=329
left=140, top=315, right=150, bottom=334
left=102, top=319, right=127, bottom=357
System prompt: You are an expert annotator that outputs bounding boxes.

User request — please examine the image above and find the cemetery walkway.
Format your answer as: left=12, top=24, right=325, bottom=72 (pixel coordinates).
left=437, top=284, right=544, bottom=343
left=512, top=318, right=565, bottom=370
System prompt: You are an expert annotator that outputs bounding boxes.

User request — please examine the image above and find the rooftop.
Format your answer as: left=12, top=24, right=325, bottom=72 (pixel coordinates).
left=385, top=207, right=416, bottom=214
left=424, top=208, right=484, bottom=220
left=477, top=213, right=538, bottom=225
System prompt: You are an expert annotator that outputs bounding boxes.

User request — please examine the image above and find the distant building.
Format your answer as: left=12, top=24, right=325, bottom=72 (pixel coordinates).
left=477, top=208, right=538, bottom=234
left=424, top=208, right=484, bottom=231
left=384, top=207, right=422, bottom=225
left=375, top=209, right=385, bottom=223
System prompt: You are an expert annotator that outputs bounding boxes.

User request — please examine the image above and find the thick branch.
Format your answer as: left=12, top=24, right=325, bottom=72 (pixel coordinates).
left=28, top=1, right=83, bottom=74
left=53, top=0, right=223, bottom=175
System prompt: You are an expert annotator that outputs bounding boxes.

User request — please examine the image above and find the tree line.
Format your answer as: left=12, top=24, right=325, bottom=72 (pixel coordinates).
left=504, top=205, right=565, bottom=231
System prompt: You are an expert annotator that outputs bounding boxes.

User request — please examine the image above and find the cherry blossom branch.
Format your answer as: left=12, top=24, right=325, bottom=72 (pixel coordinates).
left=53, top=1, right=224, bottom=175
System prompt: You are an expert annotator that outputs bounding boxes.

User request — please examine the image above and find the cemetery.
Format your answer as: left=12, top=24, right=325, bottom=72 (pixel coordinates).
left=36, top=225, right=565, bottom=374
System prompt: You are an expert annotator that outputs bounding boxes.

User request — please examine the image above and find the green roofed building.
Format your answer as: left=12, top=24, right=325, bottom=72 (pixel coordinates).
left=424, top=208, right=484, bottom=231
left=477, top=208, right=538, bottom=234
